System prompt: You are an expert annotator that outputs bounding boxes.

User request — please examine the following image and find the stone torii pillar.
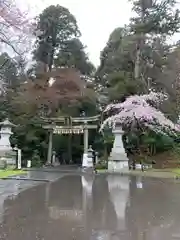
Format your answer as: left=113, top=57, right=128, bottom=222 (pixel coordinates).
left=83, top=121, right=89, bottom=154
left=82, top=123, right=97, bottom=168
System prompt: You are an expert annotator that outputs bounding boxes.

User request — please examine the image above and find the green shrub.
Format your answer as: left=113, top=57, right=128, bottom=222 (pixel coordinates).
left=125, top=130, right=174, bottom=157
left=95, top=161, right=107, bottom=170
left=31, top=150, right=42, bottom=167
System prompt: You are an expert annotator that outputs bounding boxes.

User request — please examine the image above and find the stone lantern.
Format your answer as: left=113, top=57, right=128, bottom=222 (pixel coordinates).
left=0, top=118, right=16, bottom=169
left=108, top=125, right=129, bottom=172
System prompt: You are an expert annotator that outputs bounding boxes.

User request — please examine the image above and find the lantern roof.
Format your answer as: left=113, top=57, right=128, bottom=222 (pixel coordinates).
left=0, top=118, right=16, bottom=127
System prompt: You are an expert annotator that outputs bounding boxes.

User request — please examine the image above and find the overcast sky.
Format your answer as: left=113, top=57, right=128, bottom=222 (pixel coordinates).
left=21, top=0, right=132, bottom=66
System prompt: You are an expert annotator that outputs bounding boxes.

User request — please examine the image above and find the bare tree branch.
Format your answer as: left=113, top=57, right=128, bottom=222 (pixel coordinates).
left=0, top=0, right=33, bottom=56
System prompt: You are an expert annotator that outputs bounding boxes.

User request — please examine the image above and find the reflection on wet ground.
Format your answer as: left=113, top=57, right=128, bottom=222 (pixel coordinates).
left=0, top=173, right=180, bottom=239
left=26, top=170, right=66, bottom=181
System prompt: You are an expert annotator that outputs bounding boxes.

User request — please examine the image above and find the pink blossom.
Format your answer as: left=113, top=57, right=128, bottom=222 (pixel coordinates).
left=104, top=92, right=167, bottom=113
left=101, top=92, right=179, bottom=134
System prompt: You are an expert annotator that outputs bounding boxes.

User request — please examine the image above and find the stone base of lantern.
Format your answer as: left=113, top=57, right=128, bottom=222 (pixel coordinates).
left=0, top=150, right=16, bottom=169
left=108, top=154, right=129, bottom=172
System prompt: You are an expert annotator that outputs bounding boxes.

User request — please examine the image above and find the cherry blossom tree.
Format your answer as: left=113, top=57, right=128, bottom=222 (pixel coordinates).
left=0, top=0, right=33, bottom=55
left=101, top=92, right=180, bottom=135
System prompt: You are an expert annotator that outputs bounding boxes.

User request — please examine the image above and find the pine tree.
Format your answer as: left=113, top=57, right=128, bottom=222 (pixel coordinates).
left=130, top=0, right=180, bottom=82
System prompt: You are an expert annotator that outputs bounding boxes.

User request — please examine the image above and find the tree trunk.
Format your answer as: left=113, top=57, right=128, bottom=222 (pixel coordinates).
left=134, top=47, right=141, bottom=80
left=132, top=157, right=136, bottom=170
left=48, top=48, right=55, bottom=71
left=134, top=1, right=146, bottom=82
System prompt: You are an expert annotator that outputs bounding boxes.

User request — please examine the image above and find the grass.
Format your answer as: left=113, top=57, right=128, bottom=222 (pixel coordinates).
left=0, top=169, right=25, bottom=178
left=144, top=168, right=180, bottom=175
left=170, top=168, right=180, bottom=174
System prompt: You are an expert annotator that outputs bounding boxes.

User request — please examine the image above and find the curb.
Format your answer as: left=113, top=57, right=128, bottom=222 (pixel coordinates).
left=22, top=168, right=82, bottom=173
left=0, top=177, right=50, bottom=182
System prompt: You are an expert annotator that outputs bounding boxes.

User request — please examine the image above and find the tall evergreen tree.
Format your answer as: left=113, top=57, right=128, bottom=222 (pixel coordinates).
left=130, top=0, right=180, bottom=81
left=34, top=5, right=80, bottom=71
left=54, top=38, right=94, bottom=75
left=96, top=0, right=180, bottom=104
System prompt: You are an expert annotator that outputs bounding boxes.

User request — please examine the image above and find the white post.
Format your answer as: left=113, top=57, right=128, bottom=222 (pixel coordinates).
left=84, top=124, right=89, bottom=154
left=27, top=160, right=31, bottom=168
left=17, top=149, right=21, bottom=170
left=108, top=126, right=129, bottom=171
left=95, top=152, right=99, bottom=164
left=47, top=130, right=53, bottom=165
left=52, top=152, right=56, bottom=165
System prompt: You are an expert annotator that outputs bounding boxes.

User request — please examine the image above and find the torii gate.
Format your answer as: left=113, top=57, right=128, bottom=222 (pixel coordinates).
left=42, top=115, right=100, bottom=165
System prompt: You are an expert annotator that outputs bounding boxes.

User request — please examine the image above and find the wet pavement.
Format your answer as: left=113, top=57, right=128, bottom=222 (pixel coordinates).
left=23, top=170, right=67, bottom=181
left=0, top=173, right=180, bottom=239
left=7, top=170, right=70, bottom=182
